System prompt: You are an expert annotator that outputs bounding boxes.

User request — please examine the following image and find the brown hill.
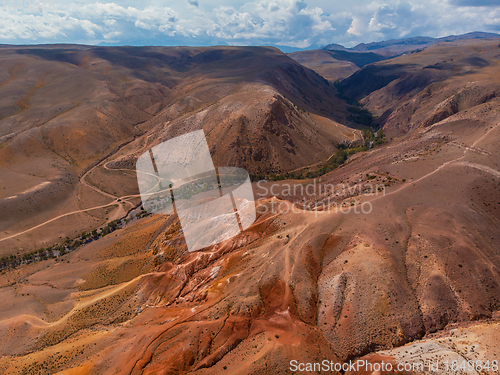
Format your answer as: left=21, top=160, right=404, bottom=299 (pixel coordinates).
left=288, top=49, right=386, bottom=82
left=288, top=50, right=360, bottom=81
left=339, top=39, right=500, bottom=137
left=1, top=40, right=500, bottom=374
left=0, top=45, right=360, bottom=255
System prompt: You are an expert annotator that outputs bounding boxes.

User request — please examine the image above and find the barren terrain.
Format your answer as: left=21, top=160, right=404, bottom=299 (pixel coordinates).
left=1, top=39, right=500, bottom=374
left=0, top=46, right=359, bottom=254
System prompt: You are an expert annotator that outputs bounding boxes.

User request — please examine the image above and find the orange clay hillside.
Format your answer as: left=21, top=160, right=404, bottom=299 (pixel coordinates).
left=0, top=46, right=360, bottom=254
left=0, top=40, right=499, bottom=374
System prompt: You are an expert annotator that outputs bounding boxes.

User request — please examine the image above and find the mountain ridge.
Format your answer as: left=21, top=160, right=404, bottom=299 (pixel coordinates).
left=323, top=31, right=500, bottom=55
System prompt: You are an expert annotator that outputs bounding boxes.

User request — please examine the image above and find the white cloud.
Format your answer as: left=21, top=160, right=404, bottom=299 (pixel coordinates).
left=210, top=0, right=334, bottom=46
left=347, top=17, right=364, bottom=36
left=103, top=30, right=122, bottom=40
left=0, top=0, right=497, bottom=47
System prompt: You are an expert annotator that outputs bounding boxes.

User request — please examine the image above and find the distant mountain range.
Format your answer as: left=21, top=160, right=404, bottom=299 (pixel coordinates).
left=323, top=31, right=500, bottom=56
left=288, top=31, right=500, bottom=82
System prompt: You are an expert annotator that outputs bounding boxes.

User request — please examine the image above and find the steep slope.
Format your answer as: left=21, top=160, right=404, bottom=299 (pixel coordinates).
left=288, top=49, right=385, bottom=81
left=1, top=95, right=500, bottom=371
left=288, top=50, right=360, bottom=81
left=292, top=32, right=500, bottom=85
left=340, top=39, right=500, bottom=137
left=334, top=31, right=500, bottom=57
left=0, top=45, right=360, bottom=256
left=1, top=40, right=500, bottom=375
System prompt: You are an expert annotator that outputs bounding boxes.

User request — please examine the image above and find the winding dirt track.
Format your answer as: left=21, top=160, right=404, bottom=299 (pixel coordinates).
left=366, top=121, right=500, bottom=203
left=0, top=127, right=201, bottom=242
left=2, top=116, right=498, bottom=244
left=0, top=140, right=145, bottom=242
left=0, top=194, right=143, bottom=243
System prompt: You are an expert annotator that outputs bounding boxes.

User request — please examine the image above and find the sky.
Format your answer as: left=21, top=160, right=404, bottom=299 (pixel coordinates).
left=0, top=0, right=499, bottom=48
